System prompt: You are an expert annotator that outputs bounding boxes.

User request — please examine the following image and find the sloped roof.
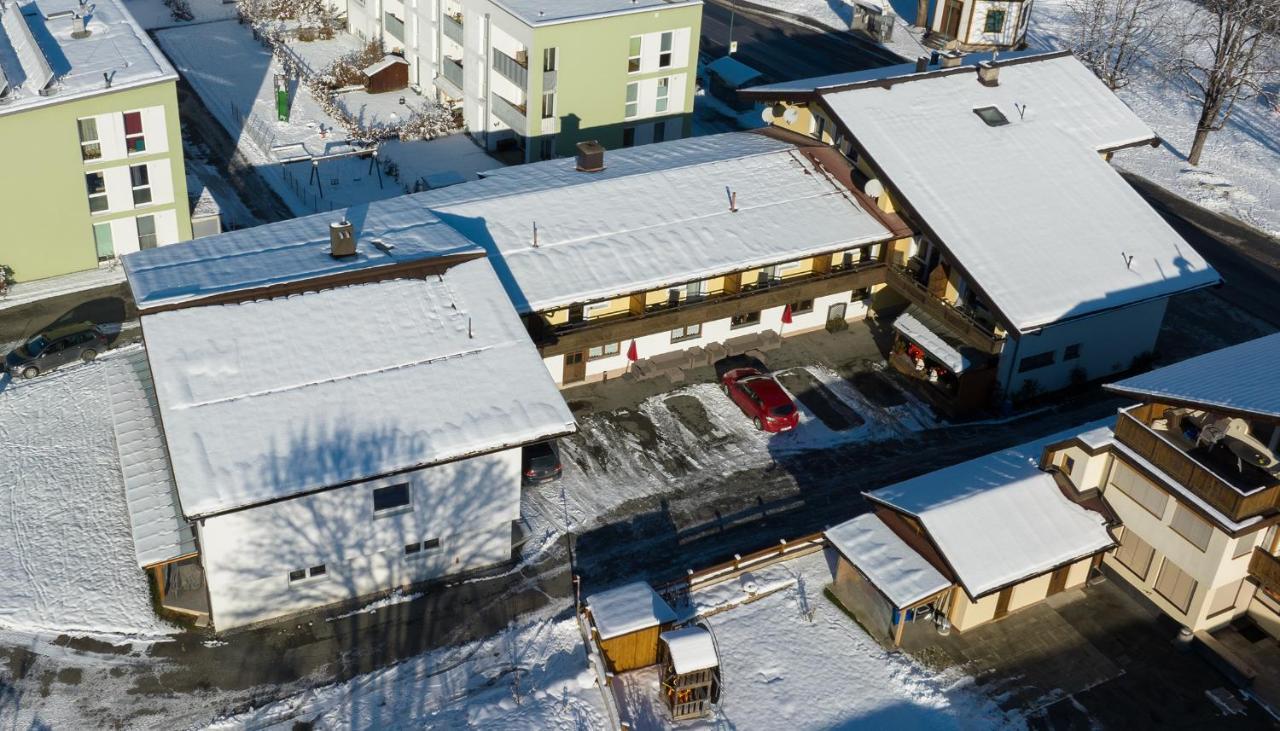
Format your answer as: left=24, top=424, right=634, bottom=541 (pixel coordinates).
left=661, top=626, right=719, bottom=674
left=587, top=581, right=677, bottom=640
left=826, top=512, right=952, bottom=607
left=1106, top=333, right=1280, bottom=420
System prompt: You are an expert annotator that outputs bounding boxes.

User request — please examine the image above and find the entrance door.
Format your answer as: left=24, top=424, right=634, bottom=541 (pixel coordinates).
left=994, top=587, right=1013, bottom=619
left=827, top=302, right=847, bottom=323
left=563, top=351, right=586, bottom=384
left=941, top=0, right=964, bottom=37
left=1048, top=565, right=1071, bottom=595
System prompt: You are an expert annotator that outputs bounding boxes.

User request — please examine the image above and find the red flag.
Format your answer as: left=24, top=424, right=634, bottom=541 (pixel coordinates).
left=781, top=304, right=793, bottom=325
left=626, top=340, right=638, bottom=362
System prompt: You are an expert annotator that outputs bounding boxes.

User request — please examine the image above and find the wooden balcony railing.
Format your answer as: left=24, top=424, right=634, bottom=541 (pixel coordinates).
left=1250, top=549, right=1280, bottom=599
left=883, top=265, right=1004, bottom=355
left=1114, top=407, right=1280, bottom=523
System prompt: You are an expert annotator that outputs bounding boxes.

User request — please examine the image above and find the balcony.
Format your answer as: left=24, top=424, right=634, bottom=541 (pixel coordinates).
left=1251, top=549, right=1280, bottom=600
left=1114, top=403, right=1280, bottom=523
left=442, top=12, right=463, bottom=45
left=440, top=57, right=464, bottom=95
left=491, top=93, right=527, bottom=132
left=492, top=48, right=528, bottom=88
left=535, top=260, right=887, bottom=357
left=883, top=264, right=1004, bottom=355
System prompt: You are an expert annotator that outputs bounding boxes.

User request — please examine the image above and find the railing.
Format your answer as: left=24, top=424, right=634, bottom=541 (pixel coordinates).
left=491, top=92, right=527, bottom=132
left=441, top=57, right=464, bottom=91
left=1114, top=407, right=1280, bottom=522
left=883, top=264, right=1004, bottom=354
left=441, top=12, right=463, bottom=44
left=492, top=48, right=528, bottom=87
left=1250, top=549, right=1280, bottom=599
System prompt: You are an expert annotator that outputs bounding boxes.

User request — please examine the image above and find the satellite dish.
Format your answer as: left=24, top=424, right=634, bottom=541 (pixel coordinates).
left=864, top=178, right=884, bottom=198
left=761, top=106, right=775, bottom=122
left=782, top=106, right=800, bottom=124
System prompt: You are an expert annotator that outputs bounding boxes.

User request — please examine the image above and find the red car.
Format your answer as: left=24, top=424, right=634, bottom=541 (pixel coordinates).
left=721, top=367, right=800, bottom=432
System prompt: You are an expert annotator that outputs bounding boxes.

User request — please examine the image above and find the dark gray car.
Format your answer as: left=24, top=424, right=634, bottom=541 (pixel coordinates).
left=4, top=322, right=108, bottom=379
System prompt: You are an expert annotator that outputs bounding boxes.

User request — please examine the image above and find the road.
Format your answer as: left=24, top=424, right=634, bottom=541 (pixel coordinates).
left=700, top=0, right=905, bottom=82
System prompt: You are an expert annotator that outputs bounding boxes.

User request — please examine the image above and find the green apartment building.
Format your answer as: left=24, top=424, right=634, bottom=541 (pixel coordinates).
left=0, top=0, right=190, bottom=283
left=343, top=0, right=702, bottom=162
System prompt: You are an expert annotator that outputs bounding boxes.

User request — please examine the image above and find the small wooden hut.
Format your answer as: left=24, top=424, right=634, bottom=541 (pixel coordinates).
left=658, top=626, right=720, bottom=721
left=585, top=581, right=677, bottom=673
left=362, top=55, right=409, bottom=93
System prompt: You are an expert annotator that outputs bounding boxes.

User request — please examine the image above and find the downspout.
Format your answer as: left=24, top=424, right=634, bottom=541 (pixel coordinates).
left=482, top=12, right=491, bottom=150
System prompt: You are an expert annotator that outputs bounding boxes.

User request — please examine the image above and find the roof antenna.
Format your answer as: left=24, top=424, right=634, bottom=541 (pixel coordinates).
left=532, top=221, right=539, bottom=248
left=726, top=187, right=738, bottom=212
left=1122, top=252, right=1134, bottom=269
left=468, top=317, right=473, bottom=339
left=1014, top=103, right=1027, bottom=120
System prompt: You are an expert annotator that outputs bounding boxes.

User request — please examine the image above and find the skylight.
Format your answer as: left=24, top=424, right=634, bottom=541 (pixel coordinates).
left=973, top=106, right=1009, bottom=127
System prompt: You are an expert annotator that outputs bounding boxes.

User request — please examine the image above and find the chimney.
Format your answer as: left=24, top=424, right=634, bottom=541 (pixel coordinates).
left=977, top=61, right=1000, bottom=87
left=939, top=51, right=964, bottom=68
left=915, top=56, right=929, bottom=73
left=329, top=219, right=356, bottom=257
left=575, top=140, right=605, bottom=173
left=71, top=14, right=90, bottom=38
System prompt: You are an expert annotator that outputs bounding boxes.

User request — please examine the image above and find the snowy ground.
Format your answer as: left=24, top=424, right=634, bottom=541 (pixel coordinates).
left=0, top=349, right=173, bottom=638
left=205, top=605, right=609, bottom=730
left=614, top=550, right=1020, bottom=730
left=1029, top=0, right=1280, bottom=238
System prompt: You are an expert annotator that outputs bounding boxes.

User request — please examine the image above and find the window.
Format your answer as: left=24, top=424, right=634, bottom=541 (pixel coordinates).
left=1108, top=461, right=1169, bottom=518
left=1018, top=351, right=1055, bottom=373
left=1114, top=528, right=1155, bottom=580
left=1154, top=558, right=1198, bottom=614
left=622, top=126, right=636, bottom=147
left=655, top=77, right=670, bottom=114
left=671, top=323, right=702, bottom=343
left=984, top=9, right=1006, bottom=33
left=1171, top=504, right=1213, bottom=551
left=588, top=342, right=620, bottom=360
left=731, top=311, right=760, bottom=329
left=1064, top=343, right=1082, bottom=361
left=627, top=36, right=641, bottom=73
left=658, top=31, right=673, bottom=68
left=973, top=106, right=1009, bottom=127
left=78, top=118, right=101, bottom=160
left=653, top=120, right=665, bottom=143
left=813, top=114, right=826, bottom=141
left=135, top=215, right=158, bottom=249
left=543, top=47, right=558, bottom=72
left=373, top=483, right=411, bottom=513
left=92, top=222, right=114, bottom=261
left=123, top=111, right=145, bottom=153
left=789, top=299, right=814, bottom=315
left=1206, top=579, right=1244, bottom=617
left=1234, top=534, right=1257, bottom=559
left=85, top=172, right=108, bottom=213
left=624, top=82, right=638, bottom=119
left=130, top=164, right=152, bottom=206
left=289, top=564, right=328, bottom=583
left=541, top=90, right=555, bottom=119
left=685, top=280, right=707, bottom=300
left=405, top=538, right=441, bottom=556
left=1061, top=454, right=1076, bottom=475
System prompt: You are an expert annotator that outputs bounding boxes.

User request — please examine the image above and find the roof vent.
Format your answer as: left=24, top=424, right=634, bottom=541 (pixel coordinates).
left=977, top=61, right=1000, bottom=87
left=575, top=140, right=605, bottom=172
left=329, top=219, right=356, bottom=258
left=939, top=51, right=964, bottom=68
left=70, top=14, right=90, bottom=38
left=915, top=56, right=929, bottom=73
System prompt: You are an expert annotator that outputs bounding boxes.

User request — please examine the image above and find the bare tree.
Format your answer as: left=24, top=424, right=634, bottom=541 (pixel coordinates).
left=1064, top=0, right=1170, bottom=90
left=1175, top=0, right=1279, bottom=166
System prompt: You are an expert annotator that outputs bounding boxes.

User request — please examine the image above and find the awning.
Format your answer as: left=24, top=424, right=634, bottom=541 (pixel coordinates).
left=826, top=513, right=952, bottom=608
left=107, top=350, right=198, bottom=569
left=893, top=305, right=973, bottom=374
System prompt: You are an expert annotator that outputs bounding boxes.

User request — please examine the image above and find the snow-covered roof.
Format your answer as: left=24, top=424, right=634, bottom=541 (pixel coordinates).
left=122, top=194, right=482, bottom=310
left=740, top=50, right=1031, bottom=99
left=491, top=0, right=699, bottom=26
left=0, top=0, right=176, bottom=115
left=660, top=626, right=718, bottom=674
left=362, top=54, right=407, bottom=76
left=106, top=349, right=197, bottom=568
left=818, top=53, right=1219, bottom=332
left=892, top=305, right=975, bottom=374
left=867, top=429, right=1115, bottom=597
left=706, top=55, right=764, bottom=88
left=1106, top=333, right=1280, bottom=420
left=826, top=513, right=952, bottom=607
left=141, top=261, right=575, bottom=517
left=587, top=581, right=677, bottom=640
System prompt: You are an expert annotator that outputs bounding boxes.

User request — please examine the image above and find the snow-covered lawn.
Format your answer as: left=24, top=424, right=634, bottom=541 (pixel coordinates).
left=0, top=351, right=173, bottom=638
left=615, top=550, right=1020, bottom=729
left=1029, top=0, right=1280, bottom=238
left=205, top=606, right=609, bottom=729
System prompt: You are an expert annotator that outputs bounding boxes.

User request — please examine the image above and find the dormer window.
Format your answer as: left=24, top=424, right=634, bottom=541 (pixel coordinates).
left=973, top=106, right=1009, bottom=127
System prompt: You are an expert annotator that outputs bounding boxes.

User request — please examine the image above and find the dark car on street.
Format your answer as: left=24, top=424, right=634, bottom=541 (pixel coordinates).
left=522, top=441, right=563, bottom=485
left=4, top=323, right=108, bottom=379
left=721, top=367, right=800, bottom=432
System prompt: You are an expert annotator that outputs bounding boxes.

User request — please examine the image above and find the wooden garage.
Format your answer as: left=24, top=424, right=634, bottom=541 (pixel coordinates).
left=586, top=581, right=677, bottom=672
left=362, top=54, right=409, bottom=94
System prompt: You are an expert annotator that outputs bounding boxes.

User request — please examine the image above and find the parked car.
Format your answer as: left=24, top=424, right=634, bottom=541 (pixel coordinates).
left=521, top=441, right=563, bottom=485
left=721, top=367, right=800, bottom=432
left=4, top=322, right=108, bottom=379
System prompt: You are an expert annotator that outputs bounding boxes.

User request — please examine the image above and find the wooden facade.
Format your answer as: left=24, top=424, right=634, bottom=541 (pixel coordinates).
left=597, top=623, right=669, bottom=673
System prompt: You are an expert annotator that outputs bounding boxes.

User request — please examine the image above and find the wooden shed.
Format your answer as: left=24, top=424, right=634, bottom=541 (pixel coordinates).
left=659, top=626, right=720, bottom=721
left=362, top=55, right=409, bottom=94
left=586, top=581, right=677, bottom=673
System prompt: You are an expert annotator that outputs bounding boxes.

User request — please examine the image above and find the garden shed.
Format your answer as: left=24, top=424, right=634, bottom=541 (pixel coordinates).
left=362, top=54, right=408, bottom=93
left=659, top=626, right=720, bottom=720
left=586, top=581, right=677, bottom=672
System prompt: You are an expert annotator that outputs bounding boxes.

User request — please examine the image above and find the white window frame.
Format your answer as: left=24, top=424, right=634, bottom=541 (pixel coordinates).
left=404, top=537, right=441, bottom=557
left=543, top=46, right=558, bottom=72
left=541, top=90, right=555, bottom=120
left=624, top=82, right=639, bottom=118
left=288, top=564, right=329, bottom=584
left=135, top=214, right=158, bottom=249
left=655, top=76, right=671, bottom=114
left=78, top=117, right=101, bottom=161
left=372, top=482, right=413, bottom=515
left=587, top=342, right=620, bottom=360
left=658, top=31, right=674, bottom=68
left=86, top=172, right=108, bottom=213
left=627, top=35, right=641, bottom=73
left=123, top=110, right=146, bottom=154
left=671, top=322, right=702, bottom=343
left=130, top=164, right=152, bottom=206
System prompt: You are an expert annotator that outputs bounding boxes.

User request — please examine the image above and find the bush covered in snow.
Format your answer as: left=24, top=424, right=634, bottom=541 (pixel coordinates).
left=320, top=37, right=386, bottom=89
left=165, top=0, right=194, bottom=22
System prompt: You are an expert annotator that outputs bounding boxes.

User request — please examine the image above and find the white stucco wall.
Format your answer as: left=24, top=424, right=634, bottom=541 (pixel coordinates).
left=199, top=448, right=520, bottom=630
